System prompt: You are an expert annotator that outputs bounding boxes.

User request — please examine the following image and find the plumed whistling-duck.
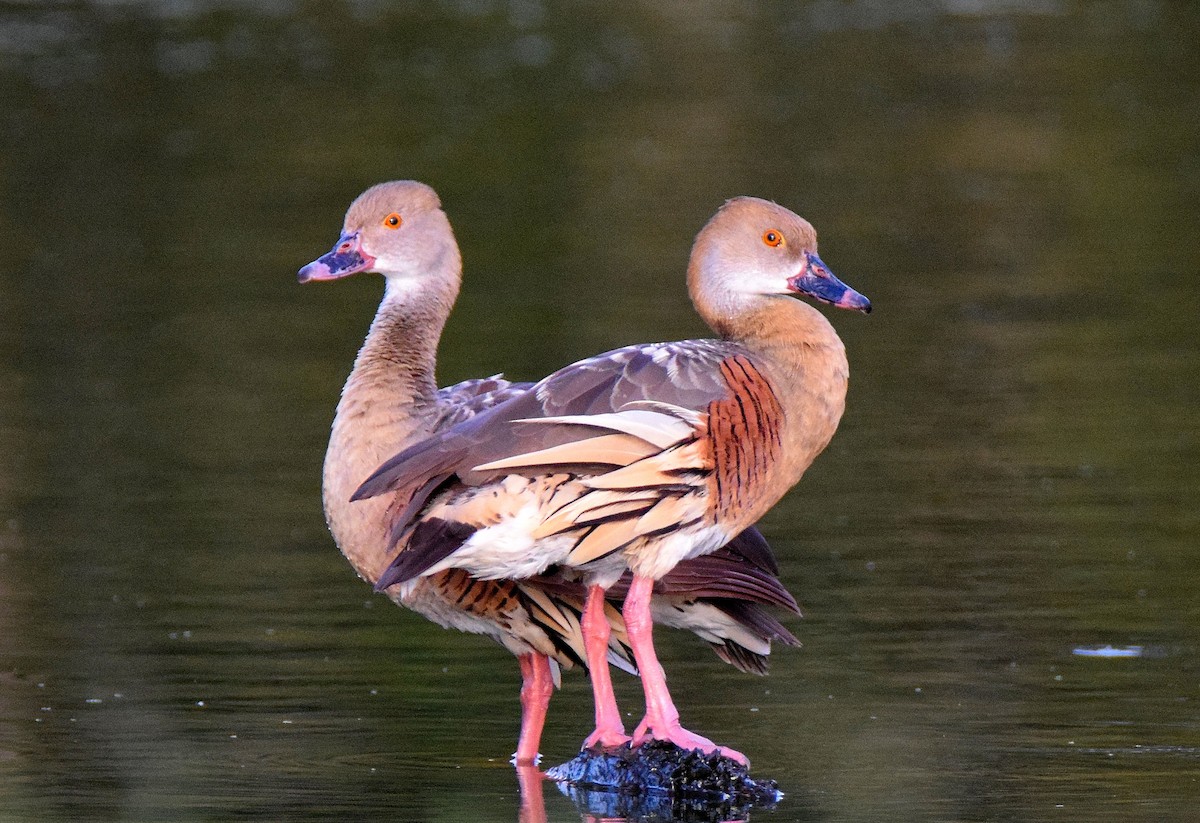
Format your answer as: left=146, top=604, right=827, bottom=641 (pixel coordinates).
left=300, top=182, right=804, bottom=764
left=355, top=194, right=870, bottom=763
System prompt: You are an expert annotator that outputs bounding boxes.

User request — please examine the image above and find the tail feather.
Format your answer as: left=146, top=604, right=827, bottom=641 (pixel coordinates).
left=710, top=641, right=770, bottom=676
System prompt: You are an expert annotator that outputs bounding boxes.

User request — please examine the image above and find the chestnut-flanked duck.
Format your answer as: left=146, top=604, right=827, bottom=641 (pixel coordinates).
left=356, top=194, right=870, bottom=763
left=299, top=182, right=802, bottom=764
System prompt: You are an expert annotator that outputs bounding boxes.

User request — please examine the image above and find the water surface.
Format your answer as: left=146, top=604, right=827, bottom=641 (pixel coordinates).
left=1, top=2, right=1197, bottom=820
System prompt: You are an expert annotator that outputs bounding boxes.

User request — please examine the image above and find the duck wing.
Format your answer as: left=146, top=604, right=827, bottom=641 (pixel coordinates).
left=360, top=338, right=788, bottom=587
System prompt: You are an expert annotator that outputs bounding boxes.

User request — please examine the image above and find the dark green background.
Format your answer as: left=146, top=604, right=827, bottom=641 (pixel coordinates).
left=1, top=2, right=1197, bottom=820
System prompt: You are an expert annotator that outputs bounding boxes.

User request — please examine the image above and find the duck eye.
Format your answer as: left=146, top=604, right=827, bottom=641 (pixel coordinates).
left=383, top=213, right=402, bottom=229
left=762, top=230, right=783, bottom=247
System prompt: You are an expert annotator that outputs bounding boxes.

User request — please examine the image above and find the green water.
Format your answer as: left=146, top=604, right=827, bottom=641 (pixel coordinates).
left=1, top=2, right=1197, bottom=820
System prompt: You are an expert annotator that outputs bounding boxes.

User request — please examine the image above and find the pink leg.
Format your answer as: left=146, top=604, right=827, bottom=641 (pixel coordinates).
left=624, top=575, right=748, bottom=765
left=581, top=584, right=631, bottom=749
left=514, top=652, right=554, bottom=765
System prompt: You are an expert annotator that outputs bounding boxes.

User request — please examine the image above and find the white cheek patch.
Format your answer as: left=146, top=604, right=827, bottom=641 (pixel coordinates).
left=383, top=271, right=425, bottom=301
left=734, top=261, right=792, bottom=296
left=702, top=244, right=793, bottom=298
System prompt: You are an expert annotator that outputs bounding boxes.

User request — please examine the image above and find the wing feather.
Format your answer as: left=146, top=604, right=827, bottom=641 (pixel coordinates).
left=633, top=494, right=702, bottom=536
left=567, top=518, right=649, bottom=566
left=472, top=431, right=660, bottom=473
left=354, top=340, right=748, bottom=574
left=582, top=441, right=712, bottom=491
left=533, top=491, right=659, bottom=538
left=516, top=409, right=696, bottom=450
left=354, top=340, right=740, bottom=504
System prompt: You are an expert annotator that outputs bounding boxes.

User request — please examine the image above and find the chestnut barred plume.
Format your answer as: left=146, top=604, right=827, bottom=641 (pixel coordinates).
left=298, top=181, right=806, bottom=765
left=356, top=193, right=870, bottom=763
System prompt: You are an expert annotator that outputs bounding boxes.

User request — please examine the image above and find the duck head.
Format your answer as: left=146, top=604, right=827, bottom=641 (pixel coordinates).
left=688, top=196, right=870, bottom=335
left=298, top=180, right=462, bottom=298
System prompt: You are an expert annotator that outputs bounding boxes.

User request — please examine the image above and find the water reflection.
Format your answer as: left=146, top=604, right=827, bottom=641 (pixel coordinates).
left=1, top=0, right=1198, bottom=821
left=518, top=765, right=550, bottom=823
left=518, top=761, right=784, bottom=823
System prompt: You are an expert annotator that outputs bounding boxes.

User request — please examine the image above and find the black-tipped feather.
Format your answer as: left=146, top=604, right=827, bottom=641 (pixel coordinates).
left=711, top=599, right=801, bottom=647
left=606, top=531, right=802, bottom=615
left=710, top=641, right=771, bottom=675
left=518, top=589, right=590, bottom=670
left=722, top=525, right=780, bottom=576
left=375, top=518, right=476, bottom=591
left=705, top=600, right=800, bottom=675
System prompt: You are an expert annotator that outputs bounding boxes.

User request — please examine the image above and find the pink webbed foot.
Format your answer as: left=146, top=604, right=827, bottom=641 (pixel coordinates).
left=582, top=725, right=632, bottom=751
left=631, top=717, right=748, bottom=765
left=622, top=575, right=749, bottom=765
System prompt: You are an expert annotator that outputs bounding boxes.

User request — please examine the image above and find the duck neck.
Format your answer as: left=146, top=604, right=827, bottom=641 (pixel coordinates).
left=344, top=285, right=444, bottom=419
left=330, top=281, right=451, bottom=468
left=727, top=297, right=851, bottom=479
left=323, top=280, right=452, bottom=581
left=731, top=296, right=847, bottom=371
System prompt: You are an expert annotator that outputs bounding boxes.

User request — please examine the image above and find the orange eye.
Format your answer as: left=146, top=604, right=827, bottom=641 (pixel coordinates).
left=383, top=213, right=402, bottom=229
left=763, top=230, right=783, bottom=247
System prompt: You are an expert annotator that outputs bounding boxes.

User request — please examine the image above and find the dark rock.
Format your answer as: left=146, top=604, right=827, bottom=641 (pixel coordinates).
left=546, top=740, right=781, bottom=821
